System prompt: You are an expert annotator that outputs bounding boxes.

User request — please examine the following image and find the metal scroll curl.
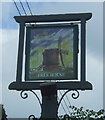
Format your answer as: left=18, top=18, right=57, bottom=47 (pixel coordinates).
left=57, top=90, right=80, bottom=110
left=20, top=90, right=28, bottom=99
left=71, top=90, right=79, bottom=99
left=20, top=90, right=42, bottom=120
left=20, top=90, right=42, bottom=107
left=28, top=115, right=36, bottom=120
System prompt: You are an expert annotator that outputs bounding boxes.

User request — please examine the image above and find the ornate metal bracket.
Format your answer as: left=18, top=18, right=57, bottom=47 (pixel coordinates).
left=20, top=90, right=42, bottom=106
left=57, top=90, right=80, bottom=110
left=20, top=89, right=80, bottom=119
left=20, top=90, right=42, bottom=120
left=28, top=115, right=36, bottom=120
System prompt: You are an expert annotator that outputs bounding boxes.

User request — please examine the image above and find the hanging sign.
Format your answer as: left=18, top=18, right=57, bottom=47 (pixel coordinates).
left=25, top=24, right=78, bottom=81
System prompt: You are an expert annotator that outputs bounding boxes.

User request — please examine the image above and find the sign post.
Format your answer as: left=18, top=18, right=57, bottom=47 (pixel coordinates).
left=9, top=13, right=93, bottom=119
left=40, top=82, right=57, bottom=119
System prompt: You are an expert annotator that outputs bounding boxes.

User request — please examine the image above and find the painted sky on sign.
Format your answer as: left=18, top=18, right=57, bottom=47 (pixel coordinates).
left=1, top=1, right=103, bottom=118
left=30, top=27, right=73, bottom=49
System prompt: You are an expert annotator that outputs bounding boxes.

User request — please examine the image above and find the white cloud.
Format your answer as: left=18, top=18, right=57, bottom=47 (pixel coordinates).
left=0, top=26, right=2, bottom=104
left=0, top=29, right=19, bottom=45
left=0, top=45, right=2, bottom=103
left=0, top=2, right=2, bottom=25
left=0, top=84, right=2, bottom=104
left=2, top=29, right=19, bottom=82
left=1, top=29, right=18, bottom=104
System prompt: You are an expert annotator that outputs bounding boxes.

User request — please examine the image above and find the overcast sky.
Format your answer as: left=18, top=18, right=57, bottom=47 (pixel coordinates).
left=0, top=1, right=104, bottom=118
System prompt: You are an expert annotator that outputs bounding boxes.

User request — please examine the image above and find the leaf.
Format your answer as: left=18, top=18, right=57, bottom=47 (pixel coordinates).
left=80, top=107, right=83, bottom=111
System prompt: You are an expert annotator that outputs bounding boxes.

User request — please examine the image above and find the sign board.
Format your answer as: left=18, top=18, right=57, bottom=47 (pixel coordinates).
left=25, top=24, right=78, bottom=81
left=9, top=13, right=93, bottom=90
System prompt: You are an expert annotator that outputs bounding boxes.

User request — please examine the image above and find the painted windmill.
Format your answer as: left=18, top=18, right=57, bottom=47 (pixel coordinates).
left=42, top=36, right=69, bottom=71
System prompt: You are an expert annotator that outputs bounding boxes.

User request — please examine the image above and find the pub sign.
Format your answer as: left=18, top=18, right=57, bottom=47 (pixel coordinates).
left=25, top=24, right=78, bottom=81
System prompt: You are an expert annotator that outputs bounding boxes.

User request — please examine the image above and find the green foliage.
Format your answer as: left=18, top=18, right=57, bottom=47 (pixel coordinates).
left=59, top=106, right=105, bottom=120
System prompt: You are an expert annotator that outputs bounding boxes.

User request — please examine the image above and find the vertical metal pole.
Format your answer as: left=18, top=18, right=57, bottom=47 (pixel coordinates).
left=16, top=22, right=25, bottom=83
left=40, top=83, right=58, bottom=120
left=81, top=19, right=86, bottom=82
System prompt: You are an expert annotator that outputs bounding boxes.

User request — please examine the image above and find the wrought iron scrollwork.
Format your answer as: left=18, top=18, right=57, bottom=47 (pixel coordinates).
left=20, top=90, right=42, bottom=108
left=30, top=90, right=42, bottom=107
left=71, top=90, right=79, bottom=99
left=20, top=90, right=28, bottom=99
left=20, top=90, right=42, bottom=119
left=28, top=115, right=36, bottom=120
left=57, top=90, right=80, bottom=110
